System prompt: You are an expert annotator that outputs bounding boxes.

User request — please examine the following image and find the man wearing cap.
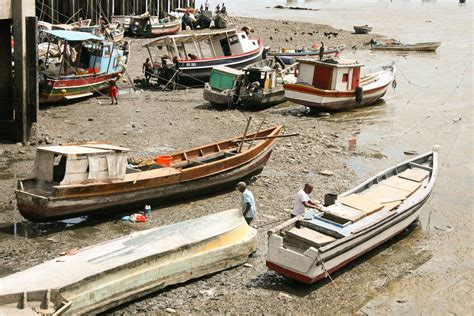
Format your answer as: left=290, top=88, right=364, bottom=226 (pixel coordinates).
left=237, top=182, right=256, bottom=225
left=292, top=183, right=321, bottom=218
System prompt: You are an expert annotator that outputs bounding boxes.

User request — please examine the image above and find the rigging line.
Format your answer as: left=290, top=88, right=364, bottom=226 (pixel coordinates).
left=35, top=6, right=60, bottom=24
left=35, top=2, right=74, bottom=21
left=396, top=65, right=430, bottom=89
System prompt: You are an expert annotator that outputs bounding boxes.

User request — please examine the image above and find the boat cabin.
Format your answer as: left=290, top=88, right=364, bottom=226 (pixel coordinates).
left=33, top=144, right=130, bottom=186
left=296, top=58, right=362, bottom=91
left=209, top=66, right=244, bottom=91
left=39, top=30, right=125, bottom=79
left=243, top=65, right=278, bottom=91
left=144, top=29, right=260, bottom=64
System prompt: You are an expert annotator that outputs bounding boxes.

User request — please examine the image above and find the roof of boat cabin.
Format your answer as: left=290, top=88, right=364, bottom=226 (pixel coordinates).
left=245, top=66, right=274, bottom=72
left=144, top=29, right=239, bottom=47
left=212, top=65, right=244, bottom=76
left=37, top=144, right=130, bottom=155
left=42, top=30, right=103, bottom=42
left=297, top=57, right=363, bottom=68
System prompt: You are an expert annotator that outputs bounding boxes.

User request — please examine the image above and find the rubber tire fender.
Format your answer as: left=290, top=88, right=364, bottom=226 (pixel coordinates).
left=355, top=86, right=363, bottom=103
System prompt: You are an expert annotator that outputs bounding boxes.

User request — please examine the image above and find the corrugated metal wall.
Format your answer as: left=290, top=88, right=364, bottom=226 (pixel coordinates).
left=36, top=0, right=195, bottom=23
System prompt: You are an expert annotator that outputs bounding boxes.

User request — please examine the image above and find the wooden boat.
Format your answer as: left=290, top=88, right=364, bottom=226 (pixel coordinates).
left=38, top=30, right=127, bottom=103
left=16, top=125, right=282, bottom=222
left=268, top=45, right=345, bottom=65
left=284, top=57, right=396, bottom=112
left=353, top=25, right=372, bottom=34
left=371, top=39, right=441, bottom=52
left=144, top=29, right=264, bottom=86
left=112, top=13, right=181, bottom=37
left=203, top=58, right=297, bottom=107
left=213, top=13, right=229, bottom=29
left=0, top=209, right=257, bottom=315
left=267, top=149, right=438, bottom=284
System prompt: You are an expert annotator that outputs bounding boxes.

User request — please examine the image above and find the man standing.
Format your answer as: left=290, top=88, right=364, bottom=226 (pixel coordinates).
left=292, top=183, right=321, bottom=218
left=237, top=182, right=256, bottom=225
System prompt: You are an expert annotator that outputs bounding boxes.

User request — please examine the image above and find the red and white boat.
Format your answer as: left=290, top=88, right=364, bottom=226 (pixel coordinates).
left=284, top=58, right=396, bottom=112
left=266, top=148, right=438, bottom=284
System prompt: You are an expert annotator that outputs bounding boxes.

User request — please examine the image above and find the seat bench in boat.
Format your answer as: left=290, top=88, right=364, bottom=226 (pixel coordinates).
left=286, top=226, right=335, bottom=248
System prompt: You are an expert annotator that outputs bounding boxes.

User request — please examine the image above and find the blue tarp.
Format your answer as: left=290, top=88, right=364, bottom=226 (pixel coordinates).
left=42, top=30, right=103, bottom=42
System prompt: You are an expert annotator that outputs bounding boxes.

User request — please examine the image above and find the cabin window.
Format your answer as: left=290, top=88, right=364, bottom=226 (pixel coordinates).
left=229, top=36, right=239, bottom=45
left=103, top=46, right=111, bottom=57
left=52, top=154, right=67, bottom=183
left=342, top=73, right=349, bottom=82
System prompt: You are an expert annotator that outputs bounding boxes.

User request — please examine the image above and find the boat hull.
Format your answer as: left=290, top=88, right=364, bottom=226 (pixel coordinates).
left=149, top=22, right=181, bottom=37
left=39, top=71, right=122, bottom=103
left=371, top=42, right=440, bottom=52
left=267, top=201, right=425, bottom=284
left=203, top=86, right=286, bottom=107
left=17, top=140, right=275, bottom=222
left=266, top=150, right=438, bottom=284
left=284, top=83, right=390, bottom=111
left=0, top=209, right=257, bottom=315
left=177, top=45, right=264, bottom=85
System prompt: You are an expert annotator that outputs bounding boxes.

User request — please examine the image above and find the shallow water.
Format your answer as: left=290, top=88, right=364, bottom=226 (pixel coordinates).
left=210, top=0, right=473, bottom=313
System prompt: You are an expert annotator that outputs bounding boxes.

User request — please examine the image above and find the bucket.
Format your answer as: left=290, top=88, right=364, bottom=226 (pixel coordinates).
left=155, top=155, right=172, bottom=167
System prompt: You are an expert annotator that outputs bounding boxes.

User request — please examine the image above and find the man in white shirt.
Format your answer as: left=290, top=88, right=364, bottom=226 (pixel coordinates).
left=292, top=183, right=321, bottom=218
left=237, top=182, right=256, bottom=225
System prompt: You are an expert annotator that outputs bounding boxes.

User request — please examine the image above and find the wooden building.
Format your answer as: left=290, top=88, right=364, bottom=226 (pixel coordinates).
left=36, top=0, right=196, bottom=23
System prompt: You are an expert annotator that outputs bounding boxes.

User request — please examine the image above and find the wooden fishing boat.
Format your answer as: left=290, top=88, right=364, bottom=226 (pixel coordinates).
left=353, top=25, right=372, bottom=34
left=268, top=45, right=345, bottom=65
left=267, top=148, right=438, bottom=284
left=0, top=209, right=257, bottom=315
left=16, top=125, right=283, bottom=222
left=284, top=57, right=396, bottom=112
left=371, top=39, right=441, bottom=52
left=38, top=30, right=127, bottom=103
left=213, top=13, right=229, bottom=29
left=144, top=29, right=264, bottom=86
left=203, top=58, right=297, bottom=107
left=112, top=14, right=181, bottom=37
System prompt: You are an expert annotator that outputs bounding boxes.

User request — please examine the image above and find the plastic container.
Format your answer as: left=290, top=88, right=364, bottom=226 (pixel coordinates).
left=155, top=155, right=173, bottom=167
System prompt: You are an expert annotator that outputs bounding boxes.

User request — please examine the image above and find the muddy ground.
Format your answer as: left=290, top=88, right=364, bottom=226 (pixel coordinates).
left=0, top=17, right=418, bottom=315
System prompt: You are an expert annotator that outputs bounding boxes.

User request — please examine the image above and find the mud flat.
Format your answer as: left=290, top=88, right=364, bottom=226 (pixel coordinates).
left=0, top=16, right=449, bottom=314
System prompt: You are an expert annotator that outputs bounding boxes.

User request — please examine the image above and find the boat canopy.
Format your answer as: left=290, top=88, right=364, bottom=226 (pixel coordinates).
left=42, top=30, right=103, bottom=42
left=143, top=29, right=238, bottom=47
left=297, top=57, right=363, bottom=68
left=35, top=144, right=130, bottom=185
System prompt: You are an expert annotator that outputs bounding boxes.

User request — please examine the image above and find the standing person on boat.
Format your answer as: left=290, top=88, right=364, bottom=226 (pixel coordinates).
left=221, top=3, right=227, bottom=15
left=109, top=79, right=118, bottom=105
left=205, top=0, right=210, bottom=11
left=237, top=182, right=256, bottom=225
left=291, top=183, right=321, bottom=218
left=319, top=42, right=325, bottom=60
left=143, top=58, right=153, bottom=85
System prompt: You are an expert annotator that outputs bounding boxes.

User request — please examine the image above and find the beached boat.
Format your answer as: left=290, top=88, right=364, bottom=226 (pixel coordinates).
left=38, top=30, right=127, bottom=103
left=112, top=13, right=181, bottom=37
left=284, top=57, right=396, bottom=112
left=143, top=29, right=264, bottom=86
left=213, top=13, right=229, bottom=29
left=16, top=125, right=282, bottom=222
left=268, top=44, right=345, bottom=65
left=353, top=25, right=372, bottom=34
left=0, top=209, right=256, bottom=315
left=371, top=39, right=441, bottom=52
left=267, top=149, right=438, bottom=284
left=203, top=58, right=297, bottom=107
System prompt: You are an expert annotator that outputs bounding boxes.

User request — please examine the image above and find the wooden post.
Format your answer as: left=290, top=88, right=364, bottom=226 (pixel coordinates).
left=208, top=35, right=216, bottom=57
left=238, top=117, right=252, bottom=153
left=247, top=118, right=265, bottom=149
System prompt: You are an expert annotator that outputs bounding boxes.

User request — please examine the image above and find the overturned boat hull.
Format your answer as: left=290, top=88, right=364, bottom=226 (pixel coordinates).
left=371, top=41, right=441, bottom=52
left=0, top=209, right=257, bottom=315
left=266, top=150, right=438, bottom=284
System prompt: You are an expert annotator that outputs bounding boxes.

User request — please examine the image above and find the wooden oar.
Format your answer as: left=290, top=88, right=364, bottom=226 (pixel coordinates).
left=233, top=133, right=299, bottom=143
left=237, top=117, right=252, bottom=153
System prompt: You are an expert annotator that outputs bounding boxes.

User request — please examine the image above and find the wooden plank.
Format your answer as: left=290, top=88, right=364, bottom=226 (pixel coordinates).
left=287, top=227, right=335, bottom=248
left=398, top=168, right=429, bottom=183
left=324, top=204, right=367, bottom=222
left=362, top=184, right=411, bottom=203
left=382, top=176, right=421, bottom=192
left=339, top=194, right=383, bottom=214
left=381, top=200, right=402, bottom=212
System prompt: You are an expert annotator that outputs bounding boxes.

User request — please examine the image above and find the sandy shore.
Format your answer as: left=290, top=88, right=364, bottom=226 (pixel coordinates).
left=0, top=17, right=401, bottom=314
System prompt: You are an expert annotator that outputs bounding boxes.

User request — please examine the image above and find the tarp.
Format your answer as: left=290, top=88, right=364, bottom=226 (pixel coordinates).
left=42, top=30, right=103, bottom=42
